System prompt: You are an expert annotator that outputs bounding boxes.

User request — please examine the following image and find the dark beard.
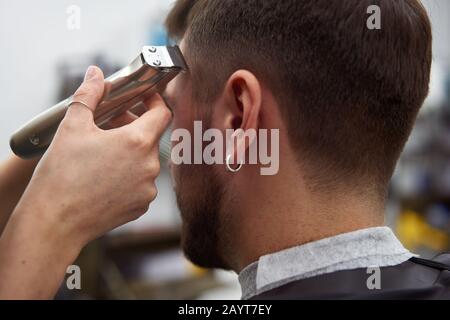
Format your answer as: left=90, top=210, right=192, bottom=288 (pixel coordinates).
left=174, top=163, right=231, bottom=270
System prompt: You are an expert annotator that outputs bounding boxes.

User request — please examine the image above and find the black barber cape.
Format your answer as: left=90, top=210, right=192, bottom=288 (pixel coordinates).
left=251, top=254, right=450, bottom=299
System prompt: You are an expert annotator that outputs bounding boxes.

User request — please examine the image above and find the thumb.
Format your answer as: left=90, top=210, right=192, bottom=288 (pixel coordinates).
left=65, top=66, right=105, bottom=124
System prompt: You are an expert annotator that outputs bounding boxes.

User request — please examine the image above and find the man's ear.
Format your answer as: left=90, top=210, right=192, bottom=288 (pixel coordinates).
left=220, top=70, right=262, bottom=165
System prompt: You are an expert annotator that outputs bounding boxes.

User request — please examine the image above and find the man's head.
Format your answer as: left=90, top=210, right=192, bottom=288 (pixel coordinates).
left=164, top=0, right=432, bottom=270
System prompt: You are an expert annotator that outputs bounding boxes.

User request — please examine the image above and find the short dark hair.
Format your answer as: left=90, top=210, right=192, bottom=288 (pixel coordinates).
left=165, top=0, right=198, bottom=41
left=166, top=0, right=432, bottom=196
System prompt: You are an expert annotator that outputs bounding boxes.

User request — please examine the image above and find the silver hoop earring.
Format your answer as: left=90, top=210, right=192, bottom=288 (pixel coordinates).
left=226, top=154, right=243, bottom=173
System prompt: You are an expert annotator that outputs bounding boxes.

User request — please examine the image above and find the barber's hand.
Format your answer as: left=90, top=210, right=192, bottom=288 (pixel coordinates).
left=14, top=66, right=172, bottom=249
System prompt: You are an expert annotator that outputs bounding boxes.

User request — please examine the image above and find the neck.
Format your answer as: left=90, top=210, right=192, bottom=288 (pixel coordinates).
left=225, top=152, right=385, bottom=272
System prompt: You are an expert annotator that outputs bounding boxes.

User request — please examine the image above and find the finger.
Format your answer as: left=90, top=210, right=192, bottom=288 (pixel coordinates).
left=129, top=101, right=148, bottom=117
left=143, top=93, right=171, bottom=113
left=65, top=66, right=105, bottom=125
left=127, top=94, right=173, bottom=143
left=105, top=111, right=138, bottom=129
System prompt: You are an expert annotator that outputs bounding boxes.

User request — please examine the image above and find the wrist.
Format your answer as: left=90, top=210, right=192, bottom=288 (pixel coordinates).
left=11, top=197, right=85, bottom=263
left=0, top=205, right=83, bottom=299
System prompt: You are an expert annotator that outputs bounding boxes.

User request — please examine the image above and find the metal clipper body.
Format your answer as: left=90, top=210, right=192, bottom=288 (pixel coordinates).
left=10, top=45, right=186, bottom=159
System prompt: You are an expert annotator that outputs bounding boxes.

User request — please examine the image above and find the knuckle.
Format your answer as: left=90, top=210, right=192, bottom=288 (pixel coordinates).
left=148, top=161, right=161, bottom=177
left=73, top=86, right=93, bottom=101
left=133, top=186, right=157, bottom=216
left=160, top=107, right=173, bottom=124
left=130, top=206, right=149, bottom=220
left=59, top=116, right=78, bottom=132
left=147, top=186, right=158, bottom=202
left=127, top=132, right=147, bottom=148
left=74, top=81, right=102, bottom=102
left=139, top=202, right=151, bottom=214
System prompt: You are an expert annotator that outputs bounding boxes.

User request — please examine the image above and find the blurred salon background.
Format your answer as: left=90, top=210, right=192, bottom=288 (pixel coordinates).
left=0, top=0, right=449, bottom=299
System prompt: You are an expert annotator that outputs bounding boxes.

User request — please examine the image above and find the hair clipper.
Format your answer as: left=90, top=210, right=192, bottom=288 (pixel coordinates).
left=9, top=45, right=187, bottom=159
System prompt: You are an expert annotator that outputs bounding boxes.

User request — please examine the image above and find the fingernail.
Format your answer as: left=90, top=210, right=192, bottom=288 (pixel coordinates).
left=84, top=66, right=97, bottom=81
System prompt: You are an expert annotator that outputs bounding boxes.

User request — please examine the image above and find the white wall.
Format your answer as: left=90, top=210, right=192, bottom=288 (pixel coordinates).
left=423, top=0, right=450, bottom=64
